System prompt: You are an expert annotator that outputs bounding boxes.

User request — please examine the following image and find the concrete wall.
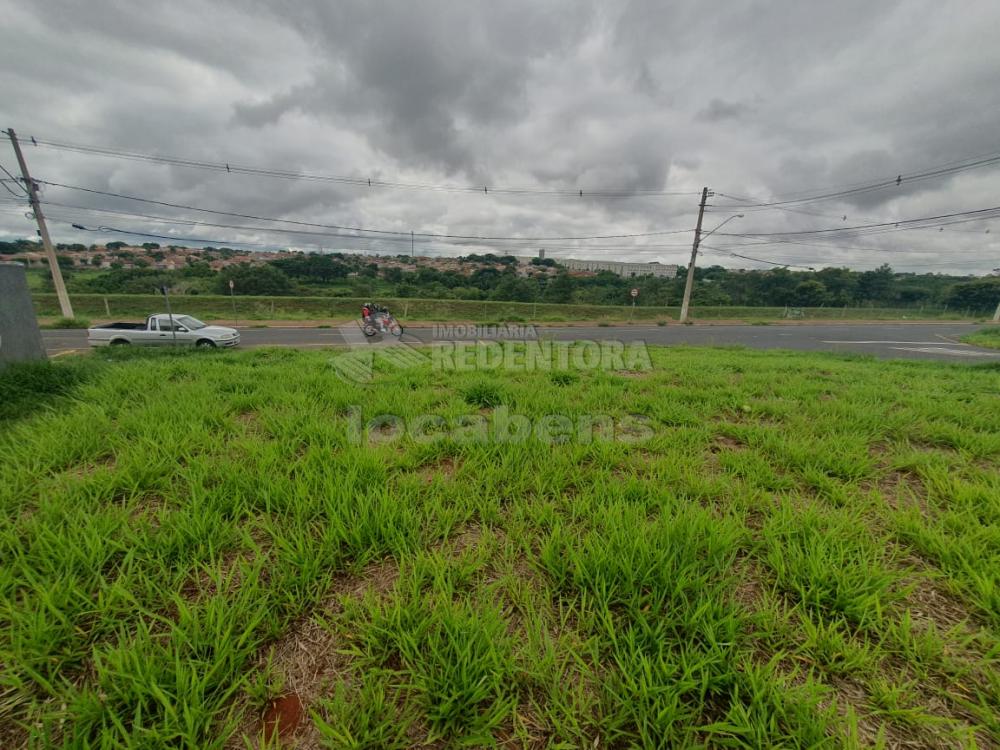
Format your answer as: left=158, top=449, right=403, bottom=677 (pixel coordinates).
left=0, top=262, right=47, bottom=366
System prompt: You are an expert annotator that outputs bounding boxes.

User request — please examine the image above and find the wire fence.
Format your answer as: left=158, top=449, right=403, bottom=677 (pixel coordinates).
left=32, top=293, right=992, bottom=323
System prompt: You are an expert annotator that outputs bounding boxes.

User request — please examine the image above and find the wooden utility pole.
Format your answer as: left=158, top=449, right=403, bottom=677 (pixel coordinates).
left=679, top=187, right=710, bottom=323
left=7, top=129, right=74, bottom=318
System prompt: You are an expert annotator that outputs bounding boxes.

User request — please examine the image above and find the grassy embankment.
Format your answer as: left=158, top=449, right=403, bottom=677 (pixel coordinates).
left=962, top=326, right=1000, bottom=350
left=1, top=346, right=999, bottom=748
left=33, top=292, right=985, bottom=326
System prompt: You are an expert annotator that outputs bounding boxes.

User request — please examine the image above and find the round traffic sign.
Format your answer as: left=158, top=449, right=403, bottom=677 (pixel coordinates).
left=630, top=288, right=639, bottom=297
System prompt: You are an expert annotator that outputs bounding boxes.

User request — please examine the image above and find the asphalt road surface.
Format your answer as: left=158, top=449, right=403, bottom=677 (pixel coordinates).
left=41, top=322, right=1000, bottom=362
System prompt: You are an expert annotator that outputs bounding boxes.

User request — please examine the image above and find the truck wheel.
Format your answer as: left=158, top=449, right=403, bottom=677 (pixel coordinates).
left=196, top=339, right=216, bottom=348
left=110, top=339, right=129, bottom=346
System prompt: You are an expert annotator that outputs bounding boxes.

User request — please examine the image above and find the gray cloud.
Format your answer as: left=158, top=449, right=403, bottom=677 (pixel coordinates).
left=697, top=99, right=752, bottom=122
left=1, top=0, right=999, bottom=273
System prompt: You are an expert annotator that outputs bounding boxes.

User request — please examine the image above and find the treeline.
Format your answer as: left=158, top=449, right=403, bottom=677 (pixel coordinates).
left=19, top=246, right=1000, bottom=311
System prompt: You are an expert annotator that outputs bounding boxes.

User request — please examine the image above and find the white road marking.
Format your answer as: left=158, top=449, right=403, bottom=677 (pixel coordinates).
left=821, top=340, right=971, bottom=345
left=890, top=347, right=999, bottom=357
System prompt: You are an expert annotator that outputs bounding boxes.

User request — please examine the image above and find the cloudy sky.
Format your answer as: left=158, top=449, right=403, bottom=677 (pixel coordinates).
left=2, top=0, right=999, bottom=274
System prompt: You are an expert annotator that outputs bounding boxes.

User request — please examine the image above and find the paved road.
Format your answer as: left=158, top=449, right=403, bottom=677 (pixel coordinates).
left=42, top=322, right=1000, bottom=362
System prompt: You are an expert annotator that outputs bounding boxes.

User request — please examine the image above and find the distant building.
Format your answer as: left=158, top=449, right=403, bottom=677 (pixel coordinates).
left=560, top=259, right=679, bottom=278
left=538, top=248, right=545, bottom=260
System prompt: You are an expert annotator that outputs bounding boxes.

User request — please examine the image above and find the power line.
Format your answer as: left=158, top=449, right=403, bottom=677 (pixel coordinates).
left=699, top=245, right=816, bottom=269
left=0, top=162, right=28, bottom=198
left=40, top=199, right=703, bottom=252
left=715, top=150, right=1000, bottom=208
left=27, top=136, right=701, bottom=198
left=718, top=204, right=1000, bottom=238
left=37, top=180, right=695, bottom=242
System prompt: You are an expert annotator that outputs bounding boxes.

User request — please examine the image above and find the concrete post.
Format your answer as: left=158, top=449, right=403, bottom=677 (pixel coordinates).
left=0, top=262, right=47, bottom=366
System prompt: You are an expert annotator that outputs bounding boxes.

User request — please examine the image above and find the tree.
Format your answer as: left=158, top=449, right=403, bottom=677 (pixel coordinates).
left=382, top=266, right=404, bottom=283
left=857, top=264, right=894, bottom=304
left=141, top=242, right=160, bottom=250
left=815, top=267, right=857, bottom=305
left=757, top=268, right=798, bottom=306
left=945, top=278, right=1000, bottom=311
left=216, top=263, right=293, bottom=296
left=490, top=274, right=536, bottom=302
left=543, top=272, right=575, bottom=303
left=792, top=280, right=830, bottom=307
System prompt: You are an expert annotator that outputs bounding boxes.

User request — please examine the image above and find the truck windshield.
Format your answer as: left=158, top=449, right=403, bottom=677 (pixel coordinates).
left=176, top=316, right=207, bottom=330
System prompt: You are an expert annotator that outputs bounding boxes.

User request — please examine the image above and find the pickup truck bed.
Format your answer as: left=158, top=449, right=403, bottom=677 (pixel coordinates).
left=91, top=322, right=148, bottom=330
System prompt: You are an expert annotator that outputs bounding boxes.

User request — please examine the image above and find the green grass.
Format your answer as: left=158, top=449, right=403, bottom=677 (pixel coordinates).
left=963, top=325, right=1000, bottom=350
left=1, top=345, right=999, bottom=747
left=38, top=316, right=91, bottom=329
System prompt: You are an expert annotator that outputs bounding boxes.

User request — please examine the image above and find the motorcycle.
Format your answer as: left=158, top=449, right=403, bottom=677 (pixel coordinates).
left=362, top=312, right=403, bottom=337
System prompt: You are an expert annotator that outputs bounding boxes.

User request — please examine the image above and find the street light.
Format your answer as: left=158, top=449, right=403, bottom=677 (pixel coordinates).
left=679, top=213, right=743, bottom=322
left=699, top=213, right=744, bottom=241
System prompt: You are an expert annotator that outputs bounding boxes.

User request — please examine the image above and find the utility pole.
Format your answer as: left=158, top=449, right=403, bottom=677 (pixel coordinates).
left=159, top=285, right=177, bottom=346
left=993, top=298, right=1000, bottom=323
left=7, top=128, right=74, bottom=318
left=411, top=230, right=414, bottom=258
left=679, top=187, right=710, bottom=323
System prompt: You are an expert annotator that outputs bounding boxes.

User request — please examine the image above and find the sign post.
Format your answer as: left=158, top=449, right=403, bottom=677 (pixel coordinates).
left=630, top=287, right=638, bottom=320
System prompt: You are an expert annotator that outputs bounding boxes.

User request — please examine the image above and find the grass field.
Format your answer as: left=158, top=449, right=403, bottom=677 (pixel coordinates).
left=2, top=345, right=999, bottom=748
left=32, top=292, right=987, bottom=325
left=963, top=326, right=1000, bottom=350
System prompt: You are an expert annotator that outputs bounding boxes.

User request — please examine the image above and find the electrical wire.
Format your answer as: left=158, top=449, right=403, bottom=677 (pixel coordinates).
left=39, top=200, right=703, bottom=252
left=28, top=137, right=700, bottom=198
left=699, top=245, right=816, bottom=270
left=0, top=163, right=28, bottom=197
left=715, top=148, right=1000, bottom=208
left=37, top=180, right=695, bottom=242
left=716, top=204, right=1000, bottom=239
left=0, top=179, right=25, bottom=200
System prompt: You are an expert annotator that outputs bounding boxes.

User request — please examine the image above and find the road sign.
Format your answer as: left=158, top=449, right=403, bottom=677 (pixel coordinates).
left=228, top=279, right=234, bottom=290
left=630, top=288, right=639, bottom=298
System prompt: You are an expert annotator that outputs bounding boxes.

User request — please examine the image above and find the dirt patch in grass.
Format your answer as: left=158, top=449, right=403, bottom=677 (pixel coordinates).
left=901, top=577, right=977, bottom=633
left=822, top=675, right=917, bottom=750
left=228, top=557, right=399, bottom=748
left=415, top=455, right=462, bottom=484
left=863, top=468, right=927, bottom=512
left=732, top=557, right=770, bottom=612
left=261, top=693, right=304, bottom=744
left=63, top=454, right=117, bottom=479
left=127, top=493, right=167, bottom=526
left=712, top=434, right=746, bottom=452
left=0, top=714, right=28, bottom=750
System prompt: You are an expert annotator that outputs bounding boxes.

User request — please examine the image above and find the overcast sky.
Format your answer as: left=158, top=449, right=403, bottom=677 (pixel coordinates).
left=2, top=0, right=999, bottom=274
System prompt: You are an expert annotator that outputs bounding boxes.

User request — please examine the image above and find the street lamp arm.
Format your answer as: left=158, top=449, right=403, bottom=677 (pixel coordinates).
left=699, top=214, right=744, bottom=242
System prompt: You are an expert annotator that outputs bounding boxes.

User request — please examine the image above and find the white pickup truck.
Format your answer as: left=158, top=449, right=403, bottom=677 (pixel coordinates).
left=88, top=314, right=240, bottom=348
